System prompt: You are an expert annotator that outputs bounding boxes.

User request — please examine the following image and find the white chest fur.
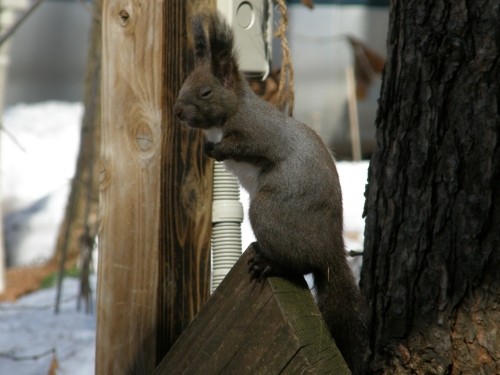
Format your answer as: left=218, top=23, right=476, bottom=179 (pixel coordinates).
left=223, top=160, right=260, bottom=198
left=204, top=127, right=223, bottom=143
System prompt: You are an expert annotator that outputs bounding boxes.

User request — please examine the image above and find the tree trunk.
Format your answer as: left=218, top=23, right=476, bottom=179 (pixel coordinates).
left=361, top=1, right=500, bottom=374
left=52, top=0, right=102, bottom=272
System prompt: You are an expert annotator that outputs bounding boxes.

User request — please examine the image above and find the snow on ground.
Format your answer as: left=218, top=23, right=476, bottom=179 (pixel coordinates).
left=2, top=102, right=81, bottom=210
left=0, top=276, right=97, bottom=375
left=0, top=101, right=369, bottom=374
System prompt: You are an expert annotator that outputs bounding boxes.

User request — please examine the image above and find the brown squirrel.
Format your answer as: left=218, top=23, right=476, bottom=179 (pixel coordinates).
left=174, top=13, right=369, bottom=374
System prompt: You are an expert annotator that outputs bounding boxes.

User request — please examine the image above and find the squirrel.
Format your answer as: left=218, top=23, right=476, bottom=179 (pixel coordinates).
left=173, top=13, right=369, bottom=375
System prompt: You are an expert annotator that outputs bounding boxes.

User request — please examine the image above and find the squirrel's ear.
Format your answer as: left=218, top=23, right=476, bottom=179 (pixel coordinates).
left=213, top=51, right=239, bottom=89
left=192, top=15, right=210, bottom=65
left=209, top=13, right=239, bottom=88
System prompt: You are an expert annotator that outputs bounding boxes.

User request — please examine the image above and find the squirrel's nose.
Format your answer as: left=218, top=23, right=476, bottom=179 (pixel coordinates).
left=173, top=102, right=183, bottom=119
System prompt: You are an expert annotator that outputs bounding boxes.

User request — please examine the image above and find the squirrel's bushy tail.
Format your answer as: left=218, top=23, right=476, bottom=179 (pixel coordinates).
left=315, top=267, right=369, bottom=375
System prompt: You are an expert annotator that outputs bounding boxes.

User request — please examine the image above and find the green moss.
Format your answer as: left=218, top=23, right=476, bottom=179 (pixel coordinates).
left=40, top=266, right=81, bottom=289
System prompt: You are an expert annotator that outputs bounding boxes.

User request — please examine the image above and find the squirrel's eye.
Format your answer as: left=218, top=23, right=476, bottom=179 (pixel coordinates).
left=199, top=86, right=213, bottom=99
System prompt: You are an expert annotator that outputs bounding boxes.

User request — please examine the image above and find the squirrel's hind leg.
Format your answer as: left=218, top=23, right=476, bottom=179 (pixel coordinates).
left=248, top=242, right=282, bottom=281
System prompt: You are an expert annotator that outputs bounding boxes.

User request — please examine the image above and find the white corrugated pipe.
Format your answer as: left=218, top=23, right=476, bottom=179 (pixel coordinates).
left=211, top=161, right=244, bottom=292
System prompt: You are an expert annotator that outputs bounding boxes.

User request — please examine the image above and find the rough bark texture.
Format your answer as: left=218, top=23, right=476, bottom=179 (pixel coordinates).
left=361, top=1, right=500, bottom=374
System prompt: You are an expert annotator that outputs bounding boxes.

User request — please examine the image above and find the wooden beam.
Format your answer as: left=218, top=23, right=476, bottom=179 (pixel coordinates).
left=96, top=1, right=213, bottom=373
left=153, top=247, right=351, bottom=374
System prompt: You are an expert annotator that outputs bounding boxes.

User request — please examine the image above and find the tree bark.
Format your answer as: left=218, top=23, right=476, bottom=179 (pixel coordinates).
left=361, top=1, right=500, bottom=374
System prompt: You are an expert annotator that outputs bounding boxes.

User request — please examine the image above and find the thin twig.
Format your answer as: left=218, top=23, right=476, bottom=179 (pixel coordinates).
left=0, top=348, right=55, bottom=361
left=0, top=122, right=27, bottom=152
left=348, top=250, right=364, bottom=257
left=0, top=0, right=44, bottom=47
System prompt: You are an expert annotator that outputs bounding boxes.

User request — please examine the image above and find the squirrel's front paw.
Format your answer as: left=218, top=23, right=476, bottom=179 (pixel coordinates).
left=204, top=142, right=226, bottom=161
left=204, top=142, right=215, bottom=158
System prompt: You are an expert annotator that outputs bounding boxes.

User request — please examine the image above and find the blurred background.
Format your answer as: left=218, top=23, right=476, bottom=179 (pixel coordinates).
left=3, top=0, right=90, bottom=106
left=4, top=0, right=388, bottom=154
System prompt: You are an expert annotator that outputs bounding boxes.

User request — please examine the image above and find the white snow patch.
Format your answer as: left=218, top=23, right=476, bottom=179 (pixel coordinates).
left=2, top=102, right=82, bottom=266
left=2, top=101, right=82, bottom=210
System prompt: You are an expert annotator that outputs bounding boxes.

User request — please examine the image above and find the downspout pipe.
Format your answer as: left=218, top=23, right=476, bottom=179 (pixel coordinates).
left=211, top=161, right=243, bottom=292
left=211, top=0, right=272, bottom=292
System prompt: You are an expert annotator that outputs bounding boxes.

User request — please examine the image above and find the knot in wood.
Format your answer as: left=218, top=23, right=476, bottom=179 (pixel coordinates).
left=119, top=9, right=130, bottom=27
left=99, top=159, right=111, bottom=191
left=134, top=123, right=154, bottom=152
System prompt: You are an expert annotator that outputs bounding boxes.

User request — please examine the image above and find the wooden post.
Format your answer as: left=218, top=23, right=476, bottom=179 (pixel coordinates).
left=158, top=0, right=215, bottom=357
left=97, top=1, right=213, bottom=374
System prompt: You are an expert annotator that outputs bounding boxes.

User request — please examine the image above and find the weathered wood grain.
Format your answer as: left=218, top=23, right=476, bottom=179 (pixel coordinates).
left=153, top=247, right=351, bottom=374
left=97, top=0, right=165, bottom=373
left=97, top=1, right=214, bottom=374
left=157, top=0, right=216, bottom=358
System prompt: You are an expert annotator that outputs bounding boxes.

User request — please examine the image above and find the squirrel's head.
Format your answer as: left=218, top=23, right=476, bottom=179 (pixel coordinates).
left=174, top=13, right=241, bottom=129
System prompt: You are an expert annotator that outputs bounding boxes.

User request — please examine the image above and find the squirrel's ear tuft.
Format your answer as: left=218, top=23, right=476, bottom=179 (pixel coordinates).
left=209, top=12, right=240, bottom=88
left=192, top=15, right=210, bottom=65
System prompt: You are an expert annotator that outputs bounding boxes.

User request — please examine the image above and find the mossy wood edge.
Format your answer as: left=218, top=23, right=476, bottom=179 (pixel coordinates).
left=153, top=246, right=350, bottom=374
